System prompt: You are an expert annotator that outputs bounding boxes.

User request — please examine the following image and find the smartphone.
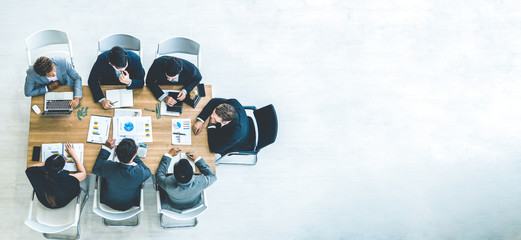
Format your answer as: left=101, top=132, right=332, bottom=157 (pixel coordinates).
left=197, top=84, right=206, bottom=97
left=32, top=146, right=41, bottom=162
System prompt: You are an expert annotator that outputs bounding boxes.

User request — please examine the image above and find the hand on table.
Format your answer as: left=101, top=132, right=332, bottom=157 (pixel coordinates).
left=177, top=91, right=186, bottom=101
left=101, top=99, right=113, bottom=109
left=104, top=138, right=116, bottom=149
left=65, top=142, right=76, bottom=156
left=69, top=97, right=80, bottom=107
left=168, top=147, right=181, bottom=156
left=186, top=152, right=199, bottom=160
left=163, top=96, right=177, bottom=107
left=192, top=120, right=203, bottom=135
left=48, top=81, right=60, bottom=90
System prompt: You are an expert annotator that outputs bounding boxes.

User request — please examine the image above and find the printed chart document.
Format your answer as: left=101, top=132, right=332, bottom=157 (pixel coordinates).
left=172, top=119, right=191, bottom=145
left=106, top=89, right=133, bottom=108
left=166, top=152, right=197, bottom=174
left=114, top=109, right=142, bottom=117
left=87, top=115, right=111, bottom=144
left=161, top=90, right=180, bottom=116
left=41, top=143, right=84, bottom=172
left=113, top=116, right=153, bottom=143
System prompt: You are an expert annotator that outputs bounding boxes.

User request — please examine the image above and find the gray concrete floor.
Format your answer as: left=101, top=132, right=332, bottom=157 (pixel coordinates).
left=2, top=0, right=521, bottom=239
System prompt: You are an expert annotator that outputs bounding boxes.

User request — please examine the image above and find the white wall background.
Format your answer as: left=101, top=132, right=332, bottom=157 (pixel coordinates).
left=2, top=0, right=521, bottom=239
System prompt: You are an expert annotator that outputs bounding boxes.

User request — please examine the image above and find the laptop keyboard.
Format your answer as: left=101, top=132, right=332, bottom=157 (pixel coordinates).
left=46, top=100, right=70, bottom=110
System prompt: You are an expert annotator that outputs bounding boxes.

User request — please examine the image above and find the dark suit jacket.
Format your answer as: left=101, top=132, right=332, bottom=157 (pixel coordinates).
left=197, top=98, right=252, bottom=154
left=145, top=56, right=202, bottom=99
left=88, top=50, right=145, bottom=102
left=92, top=148, right=151, bottom=211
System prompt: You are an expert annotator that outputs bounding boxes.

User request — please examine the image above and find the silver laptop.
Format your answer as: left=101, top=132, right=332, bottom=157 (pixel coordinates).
left=42, top=92, right=73, bottom=116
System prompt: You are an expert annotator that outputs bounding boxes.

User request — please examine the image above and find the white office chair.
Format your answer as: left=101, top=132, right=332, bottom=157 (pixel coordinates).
left=155, top=181, right=208, bottom=228
left=156, top=37, right=200, bottom=68
left=92, top=176, right=144, bottom=227
left=25, top=188, right=88, bottom=240
left=25, top=29, right=75, bottom=67
left=98, top=33, right=142, bottom=60
left=216, top=104, right=278, bottom=165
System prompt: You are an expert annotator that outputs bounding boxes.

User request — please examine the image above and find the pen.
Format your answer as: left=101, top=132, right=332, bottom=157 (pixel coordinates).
left=173, top=132, right=186, bottom=135
left=144, top=108, right=156, bottom=112
left=111, top=101, right=119, bottom=104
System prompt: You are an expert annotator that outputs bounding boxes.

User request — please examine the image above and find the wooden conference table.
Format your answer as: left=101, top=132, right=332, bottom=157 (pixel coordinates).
left=26, top=85, right=215, bottom=174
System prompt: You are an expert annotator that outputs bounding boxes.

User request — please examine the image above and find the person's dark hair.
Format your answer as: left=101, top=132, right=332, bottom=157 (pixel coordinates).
left=164, top=57, right=183, bottom=77
left=43, top=154, right=66, bottom=207
left=115, top=138, right=137, bottom=163
left=174, top=159, right=193, bottom=184
left=108, top=46, right=128, bottom=68
left=33, top=56, right=54, bottom=77
left=215, top=103, right=236, bottom=122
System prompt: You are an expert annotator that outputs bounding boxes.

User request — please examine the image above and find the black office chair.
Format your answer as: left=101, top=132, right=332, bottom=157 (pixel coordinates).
left=216, top=104, right=278, bottom=165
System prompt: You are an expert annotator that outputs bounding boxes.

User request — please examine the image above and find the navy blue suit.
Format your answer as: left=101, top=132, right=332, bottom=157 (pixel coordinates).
left=92, top=148, right=151, bottom=211
left=88, top=50, right=145, bottom=102
left=146, top=56, right=202, bottom=100
left=197, top=98, right=252, bottom=154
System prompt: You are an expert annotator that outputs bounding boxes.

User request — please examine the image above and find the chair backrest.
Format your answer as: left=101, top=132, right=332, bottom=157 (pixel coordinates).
left=92, top=176, right=143, bottom=221
left=25, top=29, right=74, bottom=67
left=157, top=188, right=208, bottom=220
left=156, top=37, right=200, bottom=68
left=25, top=192, right=79, bottom=234
left=98, top=34, right=142, bottom=58
left=253, top=104, right=278, bottom=151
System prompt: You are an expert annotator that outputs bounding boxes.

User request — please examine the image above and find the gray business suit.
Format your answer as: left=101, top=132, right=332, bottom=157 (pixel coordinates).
left=24, top=56, right=82, bottom=97
left=155, top=155, right=217, bottom=210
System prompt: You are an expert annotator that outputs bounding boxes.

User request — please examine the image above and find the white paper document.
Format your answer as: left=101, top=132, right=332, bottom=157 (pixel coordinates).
left=106, top=89, right=133, bottom=108
left=41, top=143, right=84, bottom=172
left=114, top=109, right=142, bottom=117
left=166, top=152, right=197, bottom=174
left=172, top=118, right=191, bottom=145
left=87, top=115, right=111, bottom=144
left=113, top=116, right=153, bottom=143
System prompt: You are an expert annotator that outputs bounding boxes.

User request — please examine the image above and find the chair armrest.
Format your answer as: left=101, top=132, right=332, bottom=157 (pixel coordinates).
left=243, top=106, right=257, bottom=110
left=27, top=191, right=36, bottom=221
left=95, top=176, right=99, bottom=190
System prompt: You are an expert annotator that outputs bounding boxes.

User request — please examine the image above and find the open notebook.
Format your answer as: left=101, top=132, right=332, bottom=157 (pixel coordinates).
left=106, top=89, right=133, bottom=108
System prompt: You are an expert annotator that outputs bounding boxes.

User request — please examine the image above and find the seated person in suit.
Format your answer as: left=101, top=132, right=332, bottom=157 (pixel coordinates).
left=92, top=138, right=151, bottom=211
left=155, top=147, right=216, bottom=210
left=192, top=98, right=252, bottom=155
left=26, top=142, right=87, bottom=208
left=145, top=56, right=202, bottom=107
left=25, top=56, right=82, bottom=107
left=88, top=46, right=145, bottom=110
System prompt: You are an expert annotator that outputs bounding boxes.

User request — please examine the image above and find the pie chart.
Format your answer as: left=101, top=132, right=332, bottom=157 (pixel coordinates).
left=124, top=122, right=134, bottom=132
